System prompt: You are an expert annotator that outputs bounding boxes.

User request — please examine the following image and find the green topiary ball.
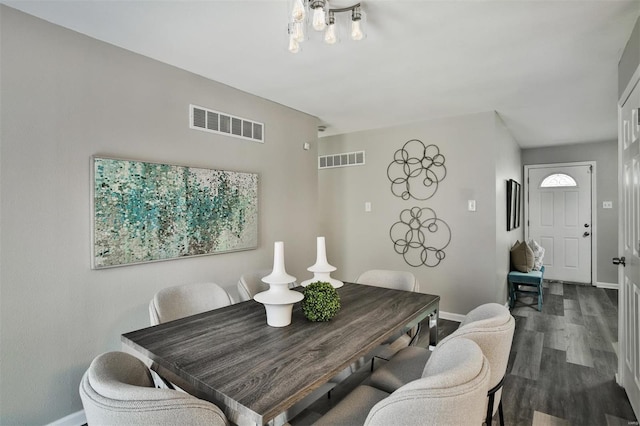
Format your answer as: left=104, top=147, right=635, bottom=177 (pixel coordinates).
left=302, top=281, right=341, bottom=322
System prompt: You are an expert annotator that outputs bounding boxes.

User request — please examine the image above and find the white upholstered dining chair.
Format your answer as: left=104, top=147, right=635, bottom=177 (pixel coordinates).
left=148, top=282, right=234, bottom=389
left=369, top=302, right=515, bottom=426
left=354, top=269, right=419, bottom=292
left=79, top=351, right=228, bottom=426
left=355, top=269, right=422, bottom=366
left=149, top=282, right=233, bottom=325
left=236, top=269, right=272, bottom=302
left=313, top=337, right=490, bottom=426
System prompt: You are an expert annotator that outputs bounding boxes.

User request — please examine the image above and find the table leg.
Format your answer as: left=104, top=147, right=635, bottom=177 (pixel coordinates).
left=429, top=310, right=439, bottom=348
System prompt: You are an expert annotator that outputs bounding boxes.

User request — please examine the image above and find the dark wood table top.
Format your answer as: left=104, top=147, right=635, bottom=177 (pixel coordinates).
left=122, top=282, right=439, bottom=425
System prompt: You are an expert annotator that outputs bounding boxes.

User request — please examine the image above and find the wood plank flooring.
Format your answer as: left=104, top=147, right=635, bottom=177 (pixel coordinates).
left=291, top=284, right=638, bottom=425
left=506, top=283, right=636, bottom=426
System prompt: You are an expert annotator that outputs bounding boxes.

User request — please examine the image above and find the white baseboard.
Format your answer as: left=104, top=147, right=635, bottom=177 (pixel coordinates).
left=47, top=410, right=86, bottom=426
left=439, top=311, right=465, bottom=322
left=596, top=281, right=619, bottom=290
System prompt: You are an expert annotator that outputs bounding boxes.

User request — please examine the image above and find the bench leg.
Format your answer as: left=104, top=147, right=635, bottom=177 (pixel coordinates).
left=508, top=280, right=515, bottom=308
left=537, top=282, right=543, bottom=311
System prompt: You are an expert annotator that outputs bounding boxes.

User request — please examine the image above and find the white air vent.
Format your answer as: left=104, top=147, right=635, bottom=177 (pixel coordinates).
left=190, top=104, right=264, bottom=143
left=318, top=151, right=365, bottom=169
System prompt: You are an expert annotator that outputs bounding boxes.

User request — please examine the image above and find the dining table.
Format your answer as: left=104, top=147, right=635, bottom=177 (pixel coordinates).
left=121, top=282, right=440, bottom=426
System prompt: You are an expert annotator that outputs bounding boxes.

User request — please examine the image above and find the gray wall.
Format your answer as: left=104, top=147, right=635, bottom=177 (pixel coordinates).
left=319, top=111, right=522, bottom=317
left=495, top=114, right=525, bottom=299
left=522, top=141, right=618, bottom=284
left=619, top=15, right=640, bottom=98
left=0, top=7, right=319, bottom=424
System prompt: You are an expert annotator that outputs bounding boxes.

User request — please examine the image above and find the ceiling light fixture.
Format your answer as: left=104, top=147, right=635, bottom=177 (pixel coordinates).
left=288, top=1, right=365, bottom=53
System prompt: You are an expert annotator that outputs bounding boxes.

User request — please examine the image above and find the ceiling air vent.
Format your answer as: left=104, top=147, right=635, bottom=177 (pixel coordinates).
left=318, top=151, right=365, bottom=169
left=190, top=104, right=264, bottom=143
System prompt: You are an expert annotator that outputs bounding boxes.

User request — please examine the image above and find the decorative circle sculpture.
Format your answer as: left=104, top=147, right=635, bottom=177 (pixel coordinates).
left=387, top=140, right=447, bottom=200
left=390, top=207, right=451, bottom=267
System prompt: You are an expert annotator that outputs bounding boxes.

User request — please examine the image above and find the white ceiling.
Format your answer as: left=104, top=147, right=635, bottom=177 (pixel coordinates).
left=3, top=0, right=639, bottom=147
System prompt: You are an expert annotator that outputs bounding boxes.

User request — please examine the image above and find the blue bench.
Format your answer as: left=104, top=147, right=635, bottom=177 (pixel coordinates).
left=508, top=266, right=545, bottom=311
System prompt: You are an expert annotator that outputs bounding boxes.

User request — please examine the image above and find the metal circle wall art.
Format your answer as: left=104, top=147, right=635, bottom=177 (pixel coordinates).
left=390, top=207, right=451, bottom=268
left=387, top=139, right=447, bottom=201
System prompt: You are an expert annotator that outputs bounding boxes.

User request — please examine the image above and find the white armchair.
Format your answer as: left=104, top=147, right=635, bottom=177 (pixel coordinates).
left=355, top=269, right=422, bottom=367
left=313, top=338, right=490, bottom=426
left=236, top=269, right=272, bottom=302
left=79, top=351, right=228, bottom=426
left=369, top=302, right=515, bottom=425
left=149, top=282, right=233, bottom=325
left=354, top=269, right=419, bottom=292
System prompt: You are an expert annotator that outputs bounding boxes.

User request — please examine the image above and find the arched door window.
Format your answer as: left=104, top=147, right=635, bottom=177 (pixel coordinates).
left=540, top=173, right=577, bottom=188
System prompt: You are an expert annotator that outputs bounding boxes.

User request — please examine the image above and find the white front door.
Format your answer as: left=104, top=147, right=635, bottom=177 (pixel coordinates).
left=526, top=164, right=593, bottom=283
left=618, top=75, right=640, bottom=418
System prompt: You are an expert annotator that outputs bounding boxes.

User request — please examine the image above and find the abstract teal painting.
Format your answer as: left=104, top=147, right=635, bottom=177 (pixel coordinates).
left=92, top=157, right=258, bottom=268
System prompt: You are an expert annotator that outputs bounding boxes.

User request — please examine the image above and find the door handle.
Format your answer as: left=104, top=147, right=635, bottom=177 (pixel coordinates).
left=584, top=223, right=590, bottom=228
left=612, top=256, right=626, bottom=267
left=583, top=231, right=590, bottom=237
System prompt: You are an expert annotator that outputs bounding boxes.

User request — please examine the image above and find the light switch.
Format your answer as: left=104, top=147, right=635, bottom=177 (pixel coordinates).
left=603, top=201, right=613, bottom=209
left=468, top=200, right=476, bottom=212
left=365, top=202, right=372, bottom=212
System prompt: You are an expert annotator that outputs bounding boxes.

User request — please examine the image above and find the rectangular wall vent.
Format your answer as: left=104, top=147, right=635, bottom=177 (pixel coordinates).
left=190, top=104, right=264, bottom=143
left=318, top=151, right=366, bottom=169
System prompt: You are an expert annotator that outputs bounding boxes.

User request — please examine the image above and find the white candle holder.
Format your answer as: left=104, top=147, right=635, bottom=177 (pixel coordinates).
left=301, top=236, right=343, bottom=288
left=254, top=241, right=303, bottom=327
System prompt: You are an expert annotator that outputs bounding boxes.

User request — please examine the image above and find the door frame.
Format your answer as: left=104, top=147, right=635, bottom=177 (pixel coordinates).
left=524, top=162, right=597, bottom=285
left=617, top=64, right=640, bottom=402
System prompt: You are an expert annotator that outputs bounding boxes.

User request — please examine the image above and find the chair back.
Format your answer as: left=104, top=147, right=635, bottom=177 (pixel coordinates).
left=79, top=351, right=228, bottom=426
left=149, top=282, right=233, bottom=325
left=355, top=269, right=419, bottom=292
left=365, top=338, right=489, bottom=425
left=237, top=269, right=272, bottom=302
left=436, top=302, right=515, bottom=421
left=440, top=303, right=514, bottom=390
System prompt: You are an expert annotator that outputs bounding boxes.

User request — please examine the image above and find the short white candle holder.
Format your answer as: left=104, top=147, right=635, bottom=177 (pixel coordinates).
left=254, top=241, right=303, bottom=327
left=301, top=236, right=343, bottom=289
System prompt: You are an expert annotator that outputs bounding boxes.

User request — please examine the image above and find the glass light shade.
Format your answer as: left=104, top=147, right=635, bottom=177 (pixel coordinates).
left=291, top=0, right=306, bottom=22
left=288, top=35, right=300, bottom=53
left=324, top=23, right=337, bottom=44
left=351, top=19, right=364, bottom=41
left=312, top=7, right=326, bottom=31
left=293, top=21, right=305, bottom=42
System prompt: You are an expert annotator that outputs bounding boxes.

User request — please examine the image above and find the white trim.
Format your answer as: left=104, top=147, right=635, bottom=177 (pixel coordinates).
left=439, top=310, right=465, bottom=322
left=524, top=162, right=597, bottom=286
left=46, top=410, right=86, bottom=426
left=618, top=65, right=640, bottom=403
left=618, top=81, right=626, bottom=395
left=596, top=281, right=619, bottom=290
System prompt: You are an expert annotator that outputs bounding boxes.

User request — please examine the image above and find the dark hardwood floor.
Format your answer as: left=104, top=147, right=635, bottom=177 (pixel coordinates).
left=505, top=283, right=636, bottom=426
left=291, top=283, right=638, bottom=426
